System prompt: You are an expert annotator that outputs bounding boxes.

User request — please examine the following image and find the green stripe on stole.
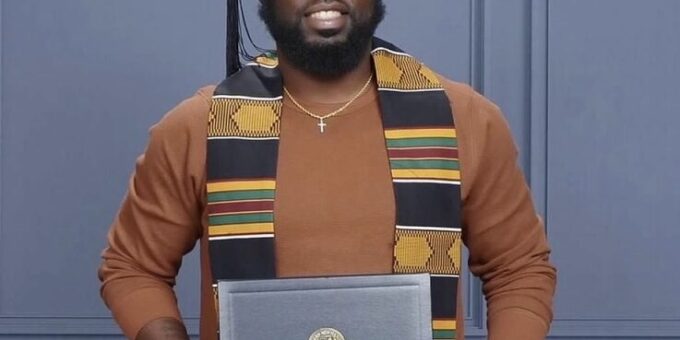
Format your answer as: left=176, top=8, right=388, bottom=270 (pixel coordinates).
left=390, top=159, right=461, bottom=170
left=207, top=189, right=276, bottom=203
left=206, top=38, right=462, bottom=339
left=433, top=330, right=457, bottom=339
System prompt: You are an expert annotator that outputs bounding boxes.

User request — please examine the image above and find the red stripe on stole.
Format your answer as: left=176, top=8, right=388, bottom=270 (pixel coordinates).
left=388, top=148, right=458, bottom=159
left=208, top=200, right=274, bottom=215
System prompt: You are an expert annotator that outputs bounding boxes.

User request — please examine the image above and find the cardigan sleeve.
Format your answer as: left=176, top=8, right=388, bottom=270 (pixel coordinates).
left=98, top=87, right=213, bottom=339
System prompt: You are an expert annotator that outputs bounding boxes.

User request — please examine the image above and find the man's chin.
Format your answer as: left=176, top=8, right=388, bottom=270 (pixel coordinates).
left=305, top=37, right=348, bottom=48
left=301, top=27, right=352, bottom=46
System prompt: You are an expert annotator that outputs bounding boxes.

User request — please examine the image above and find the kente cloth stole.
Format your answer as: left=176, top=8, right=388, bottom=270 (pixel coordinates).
left=206, top=38, right=462, bottom=340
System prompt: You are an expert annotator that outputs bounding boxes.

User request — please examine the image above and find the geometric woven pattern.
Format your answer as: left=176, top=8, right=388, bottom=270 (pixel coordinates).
left=394, top=228, right=462, bottom=276
left=209, top=98, right=282, bottom=138
left=373, top=49, right=442, bottom=91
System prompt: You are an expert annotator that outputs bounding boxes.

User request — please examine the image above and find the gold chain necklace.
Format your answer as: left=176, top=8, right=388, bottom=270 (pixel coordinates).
left=283, top=74, right=374, bottom=133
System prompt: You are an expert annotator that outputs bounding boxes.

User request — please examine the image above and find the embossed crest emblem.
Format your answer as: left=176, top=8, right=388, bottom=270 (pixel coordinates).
left=308, top=327, right=345, bottom=340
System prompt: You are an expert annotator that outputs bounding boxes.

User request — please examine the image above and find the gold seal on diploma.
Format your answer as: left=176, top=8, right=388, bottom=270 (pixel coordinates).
left=308, top=328, right=345, bottom=340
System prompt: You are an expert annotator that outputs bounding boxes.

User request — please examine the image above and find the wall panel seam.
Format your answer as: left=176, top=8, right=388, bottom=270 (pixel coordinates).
left=0, top=0, right=4, bottom=245
left=0, top=0, right=5, bottom=316
left=467, top=0, right=487, bottom=332
left=529, top=0, right=549, bottom=226
left=470, top=0, right=485, bottom=94
left=548, top=319, right=680, bottom=338
left=0, top=317, right=200, bottom=336
left=544, top=0, right=550, bottom=233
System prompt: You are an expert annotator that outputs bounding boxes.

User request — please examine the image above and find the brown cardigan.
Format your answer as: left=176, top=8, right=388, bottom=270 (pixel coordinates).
left=99, top=77, right=556, bottom=340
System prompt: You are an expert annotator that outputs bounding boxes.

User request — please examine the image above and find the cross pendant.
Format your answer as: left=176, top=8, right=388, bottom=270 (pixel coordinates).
left=318, top=118, right=327, bottom=133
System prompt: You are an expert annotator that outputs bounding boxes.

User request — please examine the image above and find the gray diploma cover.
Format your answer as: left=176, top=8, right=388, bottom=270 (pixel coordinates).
left=218, top=273, right=432, bottom=340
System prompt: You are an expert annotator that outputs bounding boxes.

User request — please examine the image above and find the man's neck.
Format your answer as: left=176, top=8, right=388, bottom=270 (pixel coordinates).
left=277, top=50, right=373, bottom=104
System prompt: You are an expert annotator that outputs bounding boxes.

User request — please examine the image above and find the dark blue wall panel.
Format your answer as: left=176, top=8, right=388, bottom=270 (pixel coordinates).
left=546, top=0, right=680, bottom=338
left=0, top=0, right=226, bottom=335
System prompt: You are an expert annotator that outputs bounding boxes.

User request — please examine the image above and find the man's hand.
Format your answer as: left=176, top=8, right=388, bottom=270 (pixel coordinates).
left=136, top=318, right=190, bottom=340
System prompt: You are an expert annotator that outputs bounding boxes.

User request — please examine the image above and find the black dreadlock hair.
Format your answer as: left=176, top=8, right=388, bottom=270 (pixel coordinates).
left=226, top=0, right=269, bottom=77
left=226, top=0, right=241, bottom=76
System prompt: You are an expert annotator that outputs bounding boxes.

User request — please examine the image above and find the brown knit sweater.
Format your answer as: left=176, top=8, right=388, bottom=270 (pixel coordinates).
left=99, top=77, right=556, bottom=340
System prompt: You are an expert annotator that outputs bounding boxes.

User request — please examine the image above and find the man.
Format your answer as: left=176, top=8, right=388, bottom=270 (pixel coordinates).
left=99, top=0, right=557, bottom=339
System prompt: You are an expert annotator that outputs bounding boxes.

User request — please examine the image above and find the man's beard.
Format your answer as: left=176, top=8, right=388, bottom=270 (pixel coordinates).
left=259, top=0, right=385, bottom=78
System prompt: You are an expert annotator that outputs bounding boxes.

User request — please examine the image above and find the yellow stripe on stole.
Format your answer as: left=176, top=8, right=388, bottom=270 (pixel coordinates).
left=391, top=169, right=461, bottom=181
left=209, top=223, right=274, bottom=236
left=207, top=180, right=276, bottom=193
left=384, top=128, right=457, bottom=139
left=432, top=320, right=457, bottom=330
